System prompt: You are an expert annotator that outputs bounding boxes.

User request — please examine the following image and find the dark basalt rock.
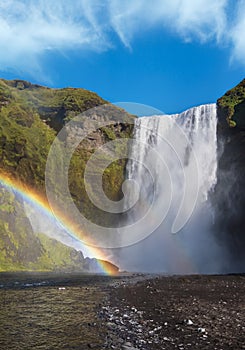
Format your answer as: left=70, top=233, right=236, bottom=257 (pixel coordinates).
left=213, top=78, right=245, bottom=272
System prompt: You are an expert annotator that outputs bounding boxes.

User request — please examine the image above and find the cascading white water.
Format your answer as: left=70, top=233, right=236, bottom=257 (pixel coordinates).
left=116, top=104, right=227, bottom=273
left=127, top=104, right=217, bottom=208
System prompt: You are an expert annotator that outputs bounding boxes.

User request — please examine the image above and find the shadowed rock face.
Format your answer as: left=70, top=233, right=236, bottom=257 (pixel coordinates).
left=214, top=78, right=245, bottom=271
left=234, top=100, right=245, bottom=129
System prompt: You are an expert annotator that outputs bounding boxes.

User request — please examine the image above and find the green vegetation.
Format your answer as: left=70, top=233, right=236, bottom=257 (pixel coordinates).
left=0, top=78, right=134, bottom=271
left=0, top=185, right=91, bottom=272
left=0, top=186, right=42, bottom=271
left=217, top=78, right=245, bottom=128
left=0, top=78, right=134, bottom=191
left=30, top=233, right=86, bottom=272
left=1, top=79, right=106, bottom=130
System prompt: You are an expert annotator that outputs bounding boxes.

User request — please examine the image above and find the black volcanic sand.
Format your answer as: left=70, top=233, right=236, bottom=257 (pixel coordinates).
left=101, top=275, right=245, bottom=349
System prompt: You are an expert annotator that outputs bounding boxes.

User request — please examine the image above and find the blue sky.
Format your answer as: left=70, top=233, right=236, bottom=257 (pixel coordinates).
left=0, top=0, right=244, bottom=114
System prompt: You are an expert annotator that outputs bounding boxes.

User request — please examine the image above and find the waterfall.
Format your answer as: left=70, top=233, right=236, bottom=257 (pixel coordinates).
left=116, top=104, right=227, bottom=273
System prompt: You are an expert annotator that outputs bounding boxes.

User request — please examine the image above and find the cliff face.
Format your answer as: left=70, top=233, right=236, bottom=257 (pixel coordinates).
left=0, top=186, right=88, bottom=272
left=217, top=79, right=245, bottom=129
left=214, top=78, right=245, bottom=271
left=0, top=78, right=134, bottom=272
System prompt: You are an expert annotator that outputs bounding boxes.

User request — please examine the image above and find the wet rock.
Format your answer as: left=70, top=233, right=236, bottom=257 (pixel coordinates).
left=197, top=327, right=206, bottom=333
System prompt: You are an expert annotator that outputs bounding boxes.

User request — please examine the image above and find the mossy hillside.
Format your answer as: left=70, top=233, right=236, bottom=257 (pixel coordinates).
left=0, top=79, right=135, bottom=226
left=0, top=187, right=42, bottom=271
left=30, top=233, right=86, bottom=272
left=0, top=80, right=57, bottom=189
left=0, top=186, right=89, bottom=272
left=217, top=78, right=245, bottom=128
left=0, top=79, right=134, bottom=271
left=68, top=120, right=133, bottom=226
left=0, top=112, right=55, bottom=189
left=1, top=79, right=106, bottom=130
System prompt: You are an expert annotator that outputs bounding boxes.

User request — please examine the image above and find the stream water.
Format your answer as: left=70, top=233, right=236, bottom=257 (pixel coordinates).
left=0, top=273, right=113, bottom=349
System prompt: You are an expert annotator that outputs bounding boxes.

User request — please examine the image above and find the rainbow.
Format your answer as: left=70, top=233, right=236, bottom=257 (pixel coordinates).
left=0, top=173, right=117, bottom=275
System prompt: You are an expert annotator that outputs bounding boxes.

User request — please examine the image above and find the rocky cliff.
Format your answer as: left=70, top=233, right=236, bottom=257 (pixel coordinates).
left=0, top=185, right=89, bottom=272
left=0, top=79, right=133, bottom=272
left=214, top=78, right=245, bottom=271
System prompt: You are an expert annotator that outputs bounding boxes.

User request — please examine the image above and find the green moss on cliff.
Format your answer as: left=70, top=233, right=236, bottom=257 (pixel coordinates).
left=1, top=79, right=106, bottom=130
left=217, top=78, right=245, bottom=128
left=0, top=78, right=134, bottom=271
left=0, top=186, right=88, bottom=272
left=0, top=187, right=42, bottom=271
left=0, top=78, right=134, bottom=217
left=30, top=233, right=86, bottom=272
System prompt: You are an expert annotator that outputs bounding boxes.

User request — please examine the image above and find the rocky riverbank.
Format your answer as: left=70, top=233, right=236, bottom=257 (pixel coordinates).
left=100, top=274, right=245, bottom=350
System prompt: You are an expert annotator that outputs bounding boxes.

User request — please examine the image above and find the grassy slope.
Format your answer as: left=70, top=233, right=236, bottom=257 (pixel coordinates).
left=0, top=186, right=87, bottom=272
left=0, top=79, right=134, bottom=219
left=0, top=79, right=106, bottom=188
left=0, top=79, right=134, bottom=271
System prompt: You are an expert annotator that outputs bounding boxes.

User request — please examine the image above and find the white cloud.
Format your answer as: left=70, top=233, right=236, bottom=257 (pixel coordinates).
left=0, top=0, right=111, bottom=79
left=108, top=0, right=228, bottom=47
left=0, top=0, right=244, bottom=79
left=230, top=0, right=245, bottom=64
